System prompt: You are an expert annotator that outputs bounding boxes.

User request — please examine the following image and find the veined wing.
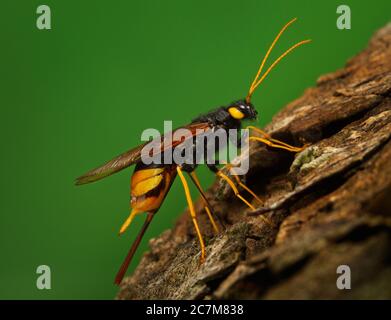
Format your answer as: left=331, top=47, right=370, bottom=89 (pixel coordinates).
left=75, top=122, right=211, bottom=185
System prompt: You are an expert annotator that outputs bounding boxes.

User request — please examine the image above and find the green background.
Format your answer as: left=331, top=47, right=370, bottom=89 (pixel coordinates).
left=1, top=0, right=389, bottom=299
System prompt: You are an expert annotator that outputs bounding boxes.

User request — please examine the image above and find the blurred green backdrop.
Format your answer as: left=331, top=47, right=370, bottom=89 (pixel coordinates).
left=0, top=0, right=389, bottom=299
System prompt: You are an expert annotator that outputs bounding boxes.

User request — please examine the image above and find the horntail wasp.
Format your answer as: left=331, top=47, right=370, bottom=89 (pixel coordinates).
left=76, top=18, right=311, bottom=285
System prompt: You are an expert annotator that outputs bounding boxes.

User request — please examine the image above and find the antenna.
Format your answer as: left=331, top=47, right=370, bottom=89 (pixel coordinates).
left=246, top=18, right=311, bottom=103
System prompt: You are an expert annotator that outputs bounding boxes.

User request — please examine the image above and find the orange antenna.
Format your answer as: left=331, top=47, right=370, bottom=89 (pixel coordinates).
left=246, top=18, right=311, bottom=103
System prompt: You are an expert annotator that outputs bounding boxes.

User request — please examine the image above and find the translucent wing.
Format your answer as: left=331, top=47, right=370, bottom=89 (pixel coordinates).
left=75, top=122, right=211, bottom=185
left=75, top=142, right=148, bottom=185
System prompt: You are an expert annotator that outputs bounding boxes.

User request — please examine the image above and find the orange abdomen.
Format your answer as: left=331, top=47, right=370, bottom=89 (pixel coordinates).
left=130, top=164, right=176, bottom=213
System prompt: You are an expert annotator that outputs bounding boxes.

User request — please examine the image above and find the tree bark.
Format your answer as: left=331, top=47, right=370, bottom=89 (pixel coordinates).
left=117, top=23, right=391, bottom=300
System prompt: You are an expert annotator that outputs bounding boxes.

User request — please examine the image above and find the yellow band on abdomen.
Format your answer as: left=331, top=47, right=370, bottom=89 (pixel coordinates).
left=132, top=168, right=164, bottom=197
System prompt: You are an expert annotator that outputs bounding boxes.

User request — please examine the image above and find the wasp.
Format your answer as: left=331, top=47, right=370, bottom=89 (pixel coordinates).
left=76, top=18, right=310, bottom=285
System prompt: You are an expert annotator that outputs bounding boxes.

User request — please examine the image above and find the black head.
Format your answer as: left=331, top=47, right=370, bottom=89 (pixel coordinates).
left=226, top=100, right=258, bottom=121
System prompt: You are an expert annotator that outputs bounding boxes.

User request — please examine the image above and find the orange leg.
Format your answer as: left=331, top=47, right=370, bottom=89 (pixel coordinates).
left=177, top=166, right=206, bottom=263
left=189, top=171, right=220, bottom=234
left=216, top=170, right=272, bottom=227
left=247, top=126, right=306, bottom=153
left=223, top=163, right=263, bottom=205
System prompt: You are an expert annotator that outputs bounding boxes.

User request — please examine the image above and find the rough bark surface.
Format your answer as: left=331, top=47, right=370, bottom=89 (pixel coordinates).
left=117, top=23, right=391, bottom=300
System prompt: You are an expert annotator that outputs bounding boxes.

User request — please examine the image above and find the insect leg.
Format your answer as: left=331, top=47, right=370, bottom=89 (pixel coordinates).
left=210, top=164, right=272, bottom=226
left=224, top=163, right=263, bottom=205
left=188, top=171, right=220, bottom=234
left=216, top=170, right=256, bottom=210
left=249, top=135, right=305, bottom=153
left=246, top=126, right=303, bottom=150
left=247, top=125, right=308, bottom=152
left=208, top=163, right=255, bottom=210
left=176, top=166, right=206, bottom=263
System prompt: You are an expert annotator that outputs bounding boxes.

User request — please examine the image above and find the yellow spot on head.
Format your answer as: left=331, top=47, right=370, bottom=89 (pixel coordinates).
left=228, top=107, right=245, bottom=120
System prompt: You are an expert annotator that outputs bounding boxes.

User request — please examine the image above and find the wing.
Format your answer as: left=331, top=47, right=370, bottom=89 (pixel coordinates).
left=75, top=122, right=211, bottom=185
left=75, top=142, right=148, bottom=185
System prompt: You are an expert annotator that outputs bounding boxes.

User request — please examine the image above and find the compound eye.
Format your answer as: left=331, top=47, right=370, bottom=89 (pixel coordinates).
left=228, top=107, right=245, bottom=119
